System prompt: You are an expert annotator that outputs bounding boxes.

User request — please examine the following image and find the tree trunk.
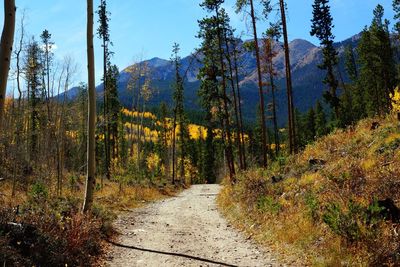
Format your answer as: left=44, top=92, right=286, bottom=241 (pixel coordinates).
left=249, top=0, right=268, bottom=168
left=103, top=39, right=110, bottom=185
left=171, top=113, right=177, bottom=185
left=224, top=33, right=244, bottom=171
left=232, top=40, right=247, bottom=170
left=279, top=0, right=296, bottom=154
left=83, top=0, right=96, bottom=213
left=0, top=0, right=16, bottom=127
left=215, top=6, right=235, bottom=182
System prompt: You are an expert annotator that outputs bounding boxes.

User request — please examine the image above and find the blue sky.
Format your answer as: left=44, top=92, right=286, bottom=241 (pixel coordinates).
left=1, top=0, right=396, bottom=86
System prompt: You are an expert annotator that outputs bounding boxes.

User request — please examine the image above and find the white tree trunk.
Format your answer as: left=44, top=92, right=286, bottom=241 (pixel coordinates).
left=0, top=0, right=16, bottom=126
left=82, top=0, right=96, bottom=213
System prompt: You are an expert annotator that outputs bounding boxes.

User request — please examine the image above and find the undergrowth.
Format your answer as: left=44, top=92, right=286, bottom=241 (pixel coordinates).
left=218, top=115, right=400, bottom=266
left=0, top=176, right=180, bottom=266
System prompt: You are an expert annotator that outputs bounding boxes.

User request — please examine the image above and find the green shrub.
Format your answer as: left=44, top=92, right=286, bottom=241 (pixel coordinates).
left=257, top=195, right=281, bottom=215
left=28, top=182, right=48, bottom=201
left=322, top=200, right=385, bottom=243
left=304, top=192, right=319, bottom=221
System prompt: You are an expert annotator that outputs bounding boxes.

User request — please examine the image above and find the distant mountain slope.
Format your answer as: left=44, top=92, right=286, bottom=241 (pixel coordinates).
left=65, top=34, right=361, bottom=126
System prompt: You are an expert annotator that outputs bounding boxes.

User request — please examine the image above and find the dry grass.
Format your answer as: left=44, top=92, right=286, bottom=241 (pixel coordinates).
left=93, top=180, right=178, bottom=211
left=218, top=115, right=400, bottom=266
left=1, top=176, right=180, bottom=212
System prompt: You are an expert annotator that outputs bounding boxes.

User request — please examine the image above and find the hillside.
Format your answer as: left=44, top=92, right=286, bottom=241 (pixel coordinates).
left=218, top=114, right=400, bottom=265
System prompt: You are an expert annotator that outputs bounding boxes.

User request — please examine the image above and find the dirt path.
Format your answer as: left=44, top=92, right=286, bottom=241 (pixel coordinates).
left=105, top=184, right=280, bottom=267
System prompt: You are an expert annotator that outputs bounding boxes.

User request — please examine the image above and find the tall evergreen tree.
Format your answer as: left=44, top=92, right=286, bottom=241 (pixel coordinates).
left=198, top=0, right=236, bottom=182
left=106, top=64, right=120, bottom=160
left=40, top=30, right=54, bottom=111
left=97, top=0, right=112, bottom=181
left=25, top=40, right=42, bottom=157
left=304, top=108, right=316, bottom=143
left=171, top=44, right=189, bottom=183
left=394, top=0, right=400, bottom=35
left=221, top=10, right=245, bottom=170
left=358, top=5, right=397, bottom=116
left=315, top=101, right=327, bottom=138
left=310, top=0, right=339, bottom=119
left=171, top=43, right=186, bottom=184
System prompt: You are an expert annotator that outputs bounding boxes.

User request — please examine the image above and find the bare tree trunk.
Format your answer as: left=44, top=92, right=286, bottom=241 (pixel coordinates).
left=249, top=0, right=268, bottom=168
left=232, top=40, right=247, bottom=170
left=0, top=0, right=16, bottom=127
left=103, top=38, right=110, bottom=185
left=12, top=11, right=25, bottom=198
left=280, top=0, right=296, bottom=154
left=215, top=6, right=235, bottom=182
left=83, top=0, right=96, bottom=213
left=269, top=68, right=280, bottom=155
left=224, top=34, right=244, bottom=171
left=171, top=111, right=177, bottom=185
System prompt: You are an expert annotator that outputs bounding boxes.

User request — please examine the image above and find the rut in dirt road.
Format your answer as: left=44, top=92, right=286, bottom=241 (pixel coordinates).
left=105, top=184, right=280, bottom=267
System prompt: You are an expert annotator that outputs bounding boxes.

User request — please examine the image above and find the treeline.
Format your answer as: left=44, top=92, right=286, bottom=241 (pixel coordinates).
left=297, top=2, right=400, bottom=147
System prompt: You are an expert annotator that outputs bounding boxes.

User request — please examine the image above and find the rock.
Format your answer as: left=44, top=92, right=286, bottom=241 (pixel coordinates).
left=271, top=175, right=283, bottom=184
left=371, top=121, right=380, bottom=130
left=308, top=157, right=326, bottom=166
left=377, top=198, right=400, bottom=223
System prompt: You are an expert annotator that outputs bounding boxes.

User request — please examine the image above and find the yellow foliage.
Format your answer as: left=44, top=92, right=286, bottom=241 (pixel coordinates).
left=66, top=130, right=78, bottom=140
left=122, top=108, right=157, bottom=120
left=390, top=87, right=400, bottom=113
left=188, top=124, right=207, bottom=140
left=360, top=158, right=376, bottom=171
left=146, top=153, right=161, bottom=172
left=299, top=172, right=320, bottom=187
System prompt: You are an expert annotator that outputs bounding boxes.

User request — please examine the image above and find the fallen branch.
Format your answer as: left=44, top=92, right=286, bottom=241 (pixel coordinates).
left=106, top=239, right=238, bottom=267
left=382, top=161, right=394, bottom=167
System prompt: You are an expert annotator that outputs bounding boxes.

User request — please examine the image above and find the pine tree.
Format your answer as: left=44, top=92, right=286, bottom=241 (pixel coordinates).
left=394, top=0, right=400, bottom=35
left=315, top=101, right=327, bottom=138
left=221, top=10, right=245, bottom=170
left=25, top=40, right=43, bottom=156
left=358, top=5, right=397, bottom=116
left=170, top=43, right=189, bottom=184
left=304, top=108, right=316, bottom=143
left=40, top=30, right=54, bottom=116
left=97, top=0, right=112, bottom=181
left=310, top=0, right=339, bottom=119
left=198, top=0, right=236, bottom=182
left=106, top=64, right=120, bottom=160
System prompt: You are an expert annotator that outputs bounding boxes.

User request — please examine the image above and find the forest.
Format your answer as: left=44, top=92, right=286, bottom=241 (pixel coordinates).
left=1, top=0, right=400, bottom=266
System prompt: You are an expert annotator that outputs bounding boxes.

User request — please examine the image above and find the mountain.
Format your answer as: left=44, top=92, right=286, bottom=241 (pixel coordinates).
left=65, top=34, right=361, bottom=126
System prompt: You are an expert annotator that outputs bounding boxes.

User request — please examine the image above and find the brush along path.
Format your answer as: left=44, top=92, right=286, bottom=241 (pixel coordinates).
left=105, top=184, right=279, bottom=267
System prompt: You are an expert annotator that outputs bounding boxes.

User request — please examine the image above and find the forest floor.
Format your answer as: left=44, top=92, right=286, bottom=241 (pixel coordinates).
left=104, top=184, right=281, bottom=267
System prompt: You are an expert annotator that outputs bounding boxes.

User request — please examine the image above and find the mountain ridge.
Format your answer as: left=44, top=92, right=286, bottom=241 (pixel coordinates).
left=65, top=34, right=361, bottom=125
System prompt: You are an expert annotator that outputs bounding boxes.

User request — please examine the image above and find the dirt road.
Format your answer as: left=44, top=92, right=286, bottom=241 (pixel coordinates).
left=105, top=184, right=279, bottom=267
